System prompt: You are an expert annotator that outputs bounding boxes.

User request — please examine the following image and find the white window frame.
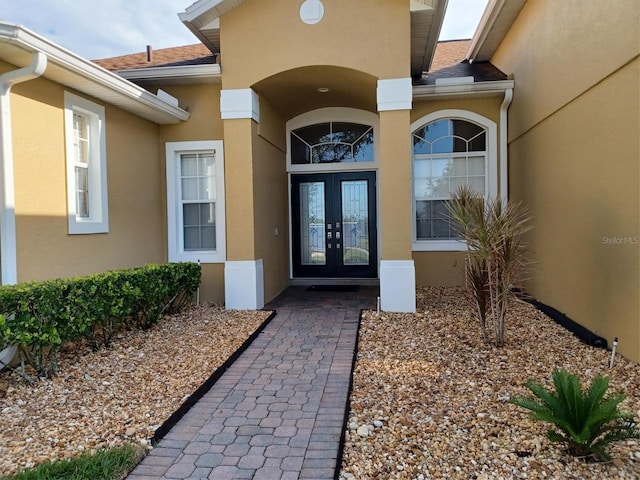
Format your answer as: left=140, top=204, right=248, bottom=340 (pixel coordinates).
left=411, top=109, right=498, bottom=251
left=64, top=92, right=108, bottom=234
left=166, top=140, right=226, bottom=263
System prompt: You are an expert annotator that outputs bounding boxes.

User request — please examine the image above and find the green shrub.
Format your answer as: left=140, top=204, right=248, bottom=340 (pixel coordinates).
left=0, top=262, right=200, bottom=379
left=510, top=369, right=640, bottom=460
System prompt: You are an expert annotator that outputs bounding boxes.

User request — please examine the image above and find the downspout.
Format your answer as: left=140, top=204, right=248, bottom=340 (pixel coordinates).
left=499, top=86, right=513, bottom=205
left=0, top=52, right=47, bottom=285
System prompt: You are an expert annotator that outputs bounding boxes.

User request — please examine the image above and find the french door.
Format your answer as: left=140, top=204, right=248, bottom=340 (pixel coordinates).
left=291, top=171, right=377, bottom=278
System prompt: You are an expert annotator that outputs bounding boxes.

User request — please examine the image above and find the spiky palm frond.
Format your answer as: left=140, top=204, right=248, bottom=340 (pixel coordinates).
left=510, top=369, right=640, bottom=460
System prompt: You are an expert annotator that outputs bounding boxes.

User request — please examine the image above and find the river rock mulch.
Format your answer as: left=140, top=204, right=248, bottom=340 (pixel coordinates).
left=0, top=305, right=271, bottom=477
left=340, top=286, right=640, bottom=480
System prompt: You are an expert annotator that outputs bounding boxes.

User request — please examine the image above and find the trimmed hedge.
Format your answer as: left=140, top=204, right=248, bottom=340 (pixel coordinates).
left=0, top=262, right=201, bottom=379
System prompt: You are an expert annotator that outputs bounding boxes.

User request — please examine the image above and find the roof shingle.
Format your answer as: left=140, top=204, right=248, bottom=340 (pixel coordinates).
left=93, top=44, right=215, bottom=71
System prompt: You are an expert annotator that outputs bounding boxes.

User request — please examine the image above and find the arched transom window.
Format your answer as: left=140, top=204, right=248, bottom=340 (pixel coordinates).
left=291, top=122, right=374, bottom=164
left=412, top=117, right=490, bottom=245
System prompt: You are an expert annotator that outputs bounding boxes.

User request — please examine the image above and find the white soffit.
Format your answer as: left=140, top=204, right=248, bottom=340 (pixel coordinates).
left=0, top=22, right=189, bottom=124
left=179, top=0, right=246, bottom=53
left=410, top=0, right=448, bottom=77
left=466, top=0, right=527, bottom=62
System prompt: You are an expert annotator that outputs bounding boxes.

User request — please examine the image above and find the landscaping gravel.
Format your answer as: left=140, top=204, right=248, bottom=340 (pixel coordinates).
left=0, top=305, right=270, bottom=477
left=340, top=286, right=640, bottom=479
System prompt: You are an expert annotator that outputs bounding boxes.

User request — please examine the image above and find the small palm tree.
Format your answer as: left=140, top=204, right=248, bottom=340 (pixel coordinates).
left=510, top=369, right=640, bottom=460
left=447, top=186, right=532, bottom=346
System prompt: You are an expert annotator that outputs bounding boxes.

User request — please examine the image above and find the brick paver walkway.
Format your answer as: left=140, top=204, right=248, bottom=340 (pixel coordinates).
left=127, top=286, right=377, bottom=480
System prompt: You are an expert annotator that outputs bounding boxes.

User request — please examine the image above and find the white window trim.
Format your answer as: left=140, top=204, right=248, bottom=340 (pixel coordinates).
left=411, top=109, right=498, bottom=252
left=166, top=140, right=226, bottom=263
left=64, top=92, right=108, bottom=234
left=286, top=107, right=379, bottom=173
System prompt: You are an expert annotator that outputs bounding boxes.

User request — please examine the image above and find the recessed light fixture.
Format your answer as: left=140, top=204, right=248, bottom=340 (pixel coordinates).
left=318, top=87, right=330, bottom=93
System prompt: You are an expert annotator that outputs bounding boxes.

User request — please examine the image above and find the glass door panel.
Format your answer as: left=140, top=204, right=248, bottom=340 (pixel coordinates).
left=299, top=182, right=326, bottom=265
left=341, top=180, right=369, bottom=266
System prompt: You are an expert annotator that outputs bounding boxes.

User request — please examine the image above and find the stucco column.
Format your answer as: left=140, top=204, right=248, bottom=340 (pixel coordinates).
left=377, top=78, right=416, bottom=312
left=221, top=88, right=264, bottom=309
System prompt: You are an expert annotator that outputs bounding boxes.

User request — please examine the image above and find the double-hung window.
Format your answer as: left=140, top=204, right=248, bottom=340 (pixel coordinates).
left=64, top=92, right=108, bottom=234
left=412, top=111, right=497, bottom=251
left=166, top=141, right=225, bottom=263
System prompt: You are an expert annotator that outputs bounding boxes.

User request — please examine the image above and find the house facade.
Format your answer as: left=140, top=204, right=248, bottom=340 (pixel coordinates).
left=0, top=0, right=638, bottom=361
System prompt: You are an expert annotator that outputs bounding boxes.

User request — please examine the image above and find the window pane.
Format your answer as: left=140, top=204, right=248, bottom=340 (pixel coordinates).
left=73, top=113, right=89, bottom=165
left=468, top=176, right=485, bottom=194
left=312, top=143, right=351, bottom=163
left=183, top=227, right=200, bottom=250
left=200, top=226, right=216, bottom=250
left=353, top=130, right=374, bottom=162
left=75, top=166, right=89, bottom=218
left=291, top=134, right=311, bottom=164
left=332, top=123, right=370, bottom=143
left=469, top=132, right=486, bottom=151
left=183, top=204, right=199, bottom=226
left=452, top=158, right=467, bottom=176
left=416, top=199, right=461, bottom=240
left=200, top=203, right=215, bottom=225
left=293, top=123, right=331, bottom=145
left=432, top=136, right=454, bottom=154
left=181, top=154, right=198, bottom=176
left=181, top=178, right=198, bottom=200
left=183, top=202, right=216, bottom=251
left=468, top=156, right=485, bottom=175
left=431, top=158, right=452, bottom=177
left=413, top=135, right=431, bottom=155
left=452, top=119, right=483, bottom=141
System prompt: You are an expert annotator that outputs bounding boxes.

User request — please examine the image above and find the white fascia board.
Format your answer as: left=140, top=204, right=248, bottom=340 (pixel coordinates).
left=179, top=0, right=226, bottom=22
left=377, top=78, right=413, bottom=111
left=466, top=0, right=503, bottom=61
left=412, top=80, right=514, bottom=99
left=0, top=22, right=190, bottom=124
left=118, top=64, right=222, bottom=82
left=220, top=88, right=259, bottom=121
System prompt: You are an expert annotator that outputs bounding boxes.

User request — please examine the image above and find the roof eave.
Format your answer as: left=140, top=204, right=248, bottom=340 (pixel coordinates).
left=415, top=0, right=449, bottom=77
left=118, top=64, right=222, bottom=84
left=0, top=22, right=190, bottom=124
left=413, top=79, right=514, bottom=99
left=466, top=0, right=527, bottom=62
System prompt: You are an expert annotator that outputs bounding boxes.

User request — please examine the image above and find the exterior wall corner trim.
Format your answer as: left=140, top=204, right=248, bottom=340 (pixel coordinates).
left=220, top=88, right=260, bottom=121
left=377, top=78, right=413, bottom=112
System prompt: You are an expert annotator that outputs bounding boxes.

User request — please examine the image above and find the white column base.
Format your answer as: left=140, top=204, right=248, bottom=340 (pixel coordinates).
left=380, top=260, right=416, bottom=313
left=225, top=259, right=264, bottom=310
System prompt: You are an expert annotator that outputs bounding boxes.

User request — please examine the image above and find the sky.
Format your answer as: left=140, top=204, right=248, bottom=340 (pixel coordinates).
left=1, top=0, right=489, bottom=60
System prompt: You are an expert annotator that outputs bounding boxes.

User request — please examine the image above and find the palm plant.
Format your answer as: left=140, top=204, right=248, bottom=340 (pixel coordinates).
left=510, top=369, right=640, bottom=460
left=447, top=186, right=532, bottom=346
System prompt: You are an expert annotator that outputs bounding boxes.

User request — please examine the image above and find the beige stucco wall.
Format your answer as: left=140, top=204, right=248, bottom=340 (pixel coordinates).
left=252, top=99, right=289, bottom=301
left=220, top=0, right=409, bottom=89
left=9, top=75, right=166, bottom=283
left=413, top=251, right=465, bottom=286
left=160, top=83, right=225, bottom=304
left=491, top=0, right=640, bottom=361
